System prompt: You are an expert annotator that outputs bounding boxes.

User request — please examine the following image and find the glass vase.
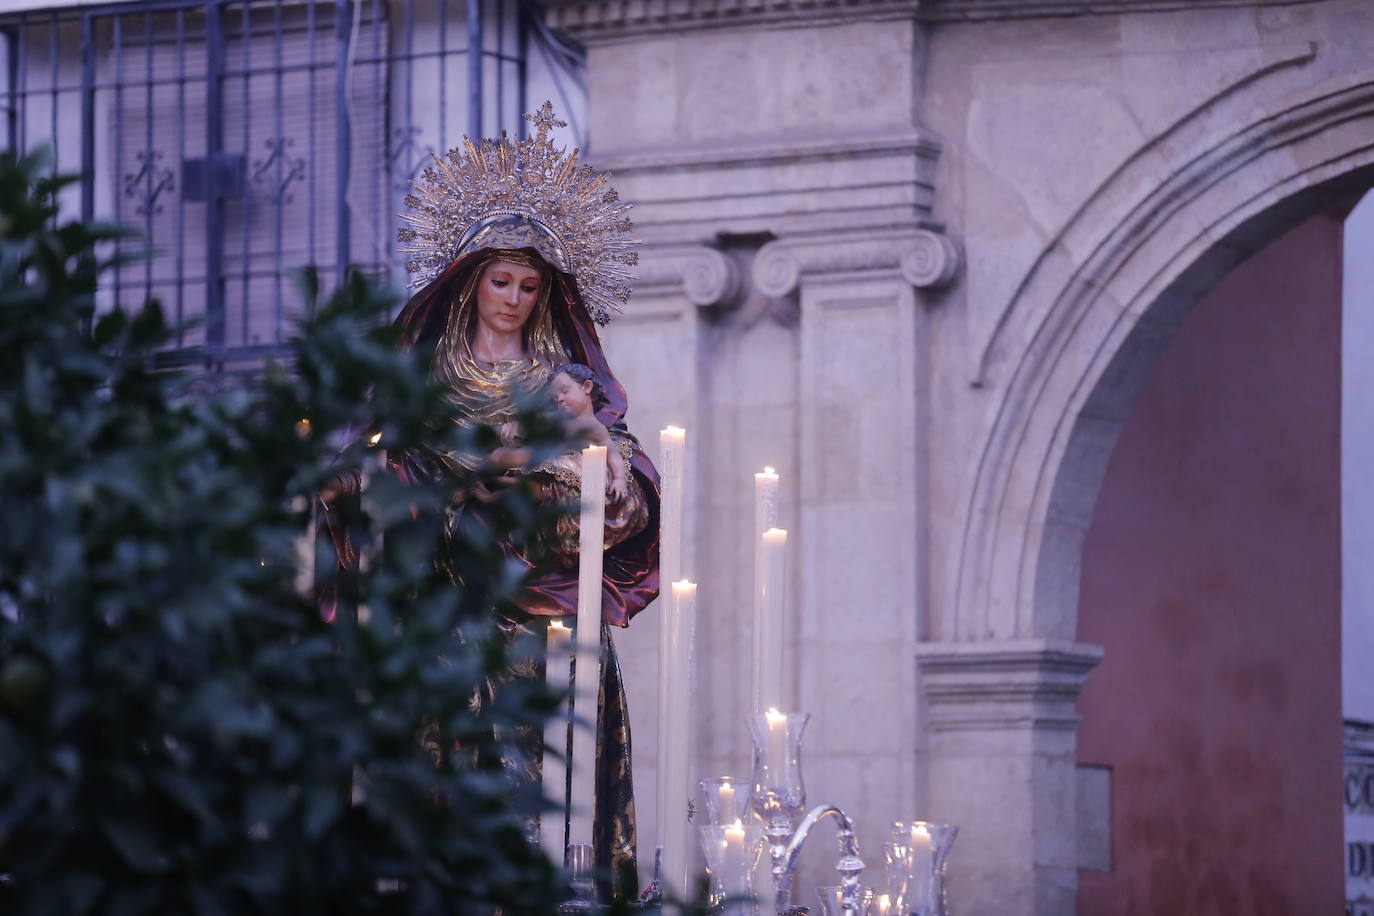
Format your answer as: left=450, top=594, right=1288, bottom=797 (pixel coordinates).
left=698, top=819, right=767, bottom=915
left=746, top=710, right=809, bottom=826
left=700, top=776, right=752, bottom=826
left=888, top=822, right=958, bottom=916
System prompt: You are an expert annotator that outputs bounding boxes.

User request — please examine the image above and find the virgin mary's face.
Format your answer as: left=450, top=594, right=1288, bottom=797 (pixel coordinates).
left=474, top=260, right=543, bottom=335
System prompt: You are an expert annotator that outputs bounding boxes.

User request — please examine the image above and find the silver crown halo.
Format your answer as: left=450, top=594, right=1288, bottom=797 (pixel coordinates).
left=397, top=101, right=638, bottom=326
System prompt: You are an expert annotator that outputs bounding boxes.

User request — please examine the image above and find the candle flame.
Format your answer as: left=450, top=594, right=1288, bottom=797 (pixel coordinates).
left=913, top=824, right=931, bottom=839
left=367, top=431, right=382, bottom=446
left=765, top=707, right=786, bottom=725
left=763, top=466, right=776, bottom=475
left=662, top=425, right=685, bottom=437
left=549, top=620, right=569, bottom=631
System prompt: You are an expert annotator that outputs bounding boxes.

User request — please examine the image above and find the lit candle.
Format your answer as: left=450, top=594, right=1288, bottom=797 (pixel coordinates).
left=876, top=893, right=891, bottom=916
left=908, top=824, right=933, bottom=910
left=658, top=579, right=698, bottom=897
left=718, top=779, right=736, bottom=822
left=751, top=468, right=779, bottom=712
left=755, top=528, right=788, bottom=713
left=765, top=706, right=789, bottom=774
left=540, top=620, right=572, bottom=862
left=724, top=817, right=746, bottom=851
left=568, top=445, right=607, bottom=853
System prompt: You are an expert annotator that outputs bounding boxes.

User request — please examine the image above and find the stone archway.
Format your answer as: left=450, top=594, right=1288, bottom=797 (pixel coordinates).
left=955, top=71, right=1374, bottom=646
left=921, top=69, right=1374, bottom=915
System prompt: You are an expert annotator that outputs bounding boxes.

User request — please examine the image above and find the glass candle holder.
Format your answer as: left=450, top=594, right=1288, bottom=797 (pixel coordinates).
left=698, top=818, right=767, bottom=915
left=700, top=776, right=751, bottom=826
left=746, top=709, right=809, bottom=826
left=816, top=884, right=875, bottom=916
left=889, top=822, right=958, bottom=916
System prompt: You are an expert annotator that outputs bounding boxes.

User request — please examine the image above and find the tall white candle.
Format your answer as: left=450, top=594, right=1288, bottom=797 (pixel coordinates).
left=755, top=528, right=788, bottom=714
left=656, top=427, right=687, bottom=888
left=658, top=579, right=698, bottom=897
left=541, top=620, right=572, bottom=862
left=751, top=467, right=778, bottom=712
left=568, top=445, right=607, bottom=853
left=659, top=427, right=686, bottom=589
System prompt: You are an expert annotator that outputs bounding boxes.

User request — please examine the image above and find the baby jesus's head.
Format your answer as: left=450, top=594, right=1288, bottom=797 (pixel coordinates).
left=550, top=364, right=608, bottom=421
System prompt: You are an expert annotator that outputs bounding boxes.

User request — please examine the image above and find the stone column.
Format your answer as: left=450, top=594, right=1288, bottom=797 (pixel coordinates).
left=540, top=0, right=977, bottom=899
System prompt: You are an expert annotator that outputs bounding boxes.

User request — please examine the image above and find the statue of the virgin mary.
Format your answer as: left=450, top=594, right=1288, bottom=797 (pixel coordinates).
left=342, top=103, right=659, bottom=895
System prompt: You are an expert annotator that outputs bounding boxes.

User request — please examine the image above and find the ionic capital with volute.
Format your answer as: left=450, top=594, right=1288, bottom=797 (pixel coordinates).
left=634, top=244, right=745, bottom=309
left=751, top=228, right=963, bottom=299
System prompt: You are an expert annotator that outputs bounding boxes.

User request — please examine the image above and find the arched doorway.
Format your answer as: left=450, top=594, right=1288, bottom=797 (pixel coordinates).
left=1073, top=206, right=1347, bottom=914
left=941, top=71, right=1374, bottom=914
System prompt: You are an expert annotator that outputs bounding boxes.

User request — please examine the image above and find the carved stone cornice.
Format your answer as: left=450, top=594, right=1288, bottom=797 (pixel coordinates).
left=918, top=0, right=1319, bottom=21
left=634, top=243, right=745, bottom=308
left=751, top=227, right=962, bottom=297
left=542, top=0, right=924, bottom=42
left=915, top=639, right=1103, bottom=732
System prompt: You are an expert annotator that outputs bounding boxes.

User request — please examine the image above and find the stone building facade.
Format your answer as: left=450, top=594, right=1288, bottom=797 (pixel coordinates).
left=537, top=1, right=1374, bottom=912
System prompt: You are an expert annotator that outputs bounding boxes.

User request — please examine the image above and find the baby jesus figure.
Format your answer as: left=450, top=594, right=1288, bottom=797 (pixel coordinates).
left=490, top=363, right=644, bottom=566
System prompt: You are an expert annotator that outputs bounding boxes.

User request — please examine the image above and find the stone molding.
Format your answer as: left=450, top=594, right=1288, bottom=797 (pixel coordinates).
left=752, top=228, right=962, bottom=297
left=543, top=0, right=923, bottom=42
left=919, top=0, right=1319, bottom=20
left=634, top=243, right=744, bottom=307
left=543, top=0, right=1318, bottom=39
left=916, top=639, right=1103, bottom=732
left=593, top=129, right=943, bottom=176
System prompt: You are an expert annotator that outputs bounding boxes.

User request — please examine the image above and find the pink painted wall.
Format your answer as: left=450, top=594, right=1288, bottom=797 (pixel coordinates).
left=1076, top=211, right=1345, bottom=914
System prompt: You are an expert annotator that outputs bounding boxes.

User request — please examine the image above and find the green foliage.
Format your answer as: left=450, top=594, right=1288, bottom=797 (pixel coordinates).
left=0, top=148, right=572, bottom=914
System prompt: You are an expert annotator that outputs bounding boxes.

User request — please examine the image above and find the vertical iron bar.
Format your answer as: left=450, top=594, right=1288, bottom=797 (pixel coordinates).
left=5, top=27, right=18, bottom=151
left=175, top=8, right=186, bottom=345
left=371, top=0, right=381, bottom=277
left=466, top=0, right=480, bottom=140
left=111, top=14, right=122, bottom=309
left=205, top=0, right=226, bottom=352
left=48, top=13, right=57, bottom=182
left=491, top=0, right=497, bottom=119
left=16, top=18, right=26, bottom=153
left=273, top=0, right=284, bottom=342
left=436, top=0, right=445, bottom=149
left=334, top=0, right=351, bottom=287
left=307, top=0, right=316, bottom=286
left=143, top=12, right=154, bottom=301
left=517, top=0, right=528, bottom=136
left=239, top=1, right=249, bottom=348
left=79, top=13, right=93, bottom=224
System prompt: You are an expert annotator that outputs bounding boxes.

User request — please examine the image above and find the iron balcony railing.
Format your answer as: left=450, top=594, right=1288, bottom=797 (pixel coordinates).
left=0, top=0, right=585, bottom=367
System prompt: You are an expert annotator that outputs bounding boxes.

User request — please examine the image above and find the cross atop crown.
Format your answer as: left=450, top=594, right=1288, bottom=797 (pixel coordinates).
left=524, top=101, right=568, bottom=143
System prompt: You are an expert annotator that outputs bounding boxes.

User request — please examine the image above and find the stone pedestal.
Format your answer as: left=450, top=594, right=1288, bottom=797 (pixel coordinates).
left=916, top=640, right=1102, bottom=915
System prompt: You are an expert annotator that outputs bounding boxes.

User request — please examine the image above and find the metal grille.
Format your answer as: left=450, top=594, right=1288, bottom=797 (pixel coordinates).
left=0, top=0, right=582, bottom=365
